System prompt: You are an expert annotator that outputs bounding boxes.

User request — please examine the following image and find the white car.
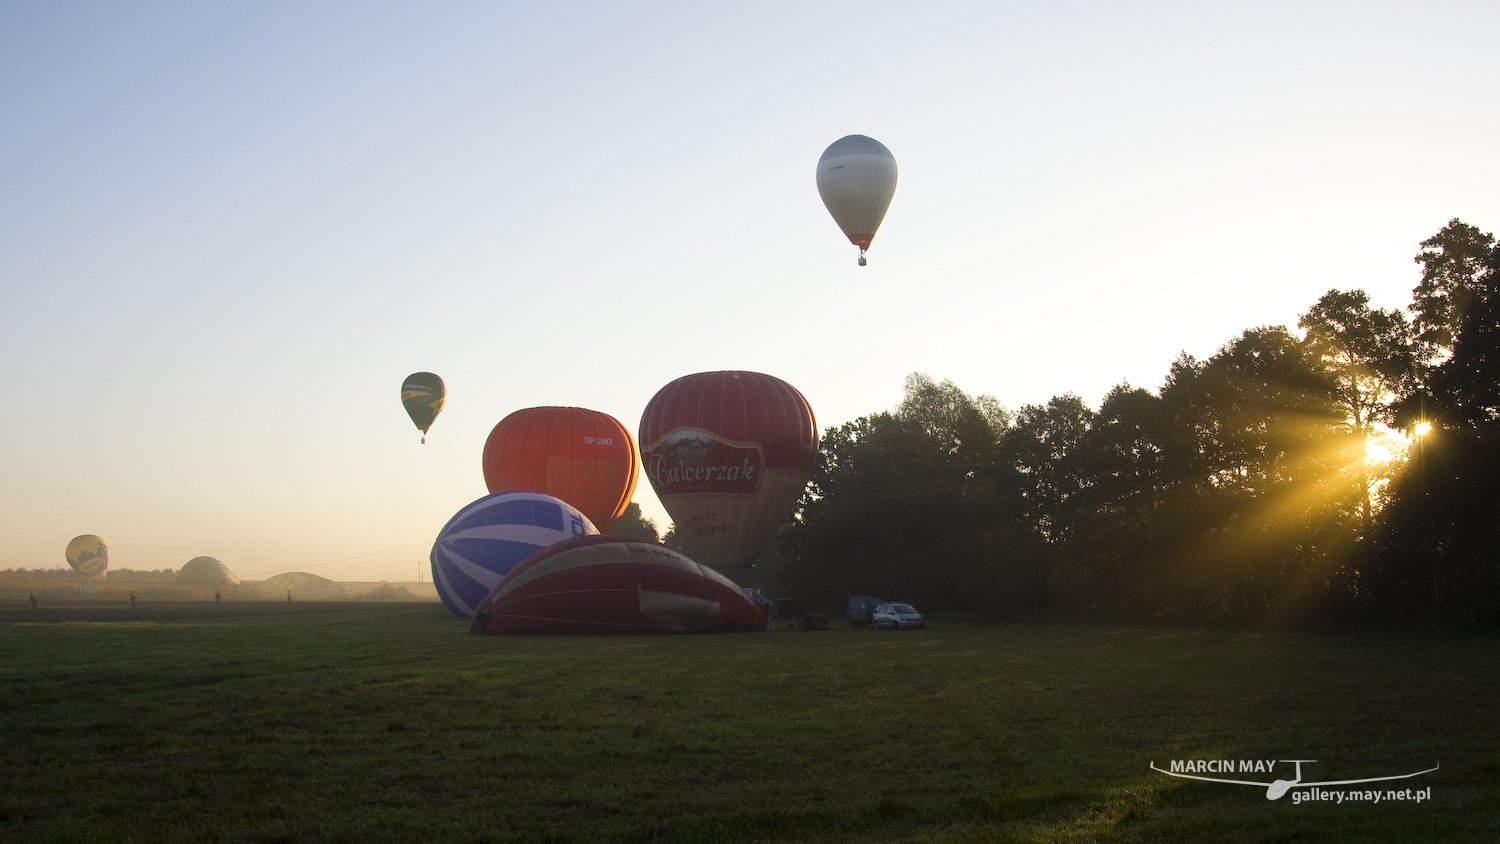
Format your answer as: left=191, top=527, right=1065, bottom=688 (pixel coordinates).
left=872, top=602, right=924, bottom=630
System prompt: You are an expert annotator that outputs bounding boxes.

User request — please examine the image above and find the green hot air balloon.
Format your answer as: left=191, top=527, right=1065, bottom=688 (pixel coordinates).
left=401, top=372, right=446, bottom=443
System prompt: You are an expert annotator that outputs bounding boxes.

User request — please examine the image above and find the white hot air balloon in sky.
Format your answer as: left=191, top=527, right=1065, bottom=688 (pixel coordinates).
left=816, top=135, right=898, bottom=266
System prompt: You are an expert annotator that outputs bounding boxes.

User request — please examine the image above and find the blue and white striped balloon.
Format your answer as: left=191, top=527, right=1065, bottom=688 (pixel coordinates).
left=431, top=491, right=597, bottom=618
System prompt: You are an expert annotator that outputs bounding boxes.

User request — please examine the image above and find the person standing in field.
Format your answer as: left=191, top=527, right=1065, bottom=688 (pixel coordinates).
left=215, top=590, right=221, bottom=605
left=286, top=590, right=292, bottom=603
left=129, top=593, right=137, bottom=610
left=30, top=593, right=37, bottom=612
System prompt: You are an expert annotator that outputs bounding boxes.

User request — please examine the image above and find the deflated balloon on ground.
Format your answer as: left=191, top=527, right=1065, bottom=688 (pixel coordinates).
left=470, top=535, right=766, bottom=635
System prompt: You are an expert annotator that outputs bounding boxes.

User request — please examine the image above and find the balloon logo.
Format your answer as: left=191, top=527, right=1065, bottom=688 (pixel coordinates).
left=482, top=406, right=640, bottom=531
left=639, top=371, right=817, bottom=569
left=816, top=134, right=898, bottom=266
left=401, top=372, right=446, bottom=443
left=65, top=534, right=109, bottom=579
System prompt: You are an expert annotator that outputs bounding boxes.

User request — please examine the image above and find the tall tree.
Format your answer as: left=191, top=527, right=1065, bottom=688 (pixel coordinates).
left=1001, top=394, right=1096, bottom=543
left=782, top=374, right=1039, bottom=612
left=1298, top=289, right=1415, bottom=534
left=1411, top=218, right=1496, bottom=360
left=1157, top=327, right=1357, bottom=618
left=1380, top=240, right=1500, bottom=624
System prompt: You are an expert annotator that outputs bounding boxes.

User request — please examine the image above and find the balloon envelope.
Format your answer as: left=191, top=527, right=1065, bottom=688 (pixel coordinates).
left=816, top=135, right=898, bottom=257
left=430, top=491, right=598, bottom=618
left=470, top=535, right=766, bottom=635
left=482, top=406, right=639, bottom=531
left=65, top=534, right=108, bottom=579
left=258, top=572, right=343, bottom=597
left=639, top=371, right=817, bottom=569
left=176, top=556, right=240, bottom=585
left=401, top=372, right=446, bottom=440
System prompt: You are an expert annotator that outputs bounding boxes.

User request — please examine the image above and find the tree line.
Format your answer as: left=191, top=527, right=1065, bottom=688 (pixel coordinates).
left=776, top=219, right=1500, bottom=625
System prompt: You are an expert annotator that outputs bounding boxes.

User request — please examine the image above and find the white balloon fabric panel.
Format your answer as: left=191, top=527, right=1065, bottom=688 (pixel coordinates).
left=430, top=490, right=598, bottom=618
left=816, top=134, right=898, bottom=251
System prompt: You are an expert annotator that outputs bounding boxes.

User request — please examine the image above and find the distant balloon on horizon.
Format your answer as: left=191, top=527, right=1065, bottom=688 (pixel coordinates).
left=816, top=134, right=898, bottom=266
left=65, top=534, right=108, bottom=579
left=401, top=372, right=446, bottom=443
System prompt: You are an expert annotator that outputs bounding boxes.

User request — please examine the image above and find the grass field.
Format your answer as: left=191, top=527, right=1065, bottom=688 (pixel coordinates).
left=2, top=603, right=1496, bottom=843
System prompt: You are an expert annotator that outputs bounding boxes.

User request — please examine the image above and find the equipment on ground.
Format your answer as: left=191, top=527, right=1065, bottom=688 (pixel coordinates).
left=846, top=594, right=882, bottom=627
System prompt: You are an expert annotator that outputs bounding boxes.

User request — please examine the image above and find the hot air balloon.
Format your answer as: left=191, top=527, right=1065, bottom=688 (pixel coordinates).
left=639, top=371, right=817, bottom=570
left=470, top=535, right=766, bottom=635
left=175, top=556, right=240, bottom=585
left=482, top=407, right=640, bottom=531
left=65, top=534, right=108, bottom=579
left=816, top=134, right=898, bottom=266
left=431, top=491, right=598, bottom=618
left=258, top=572, right=342, bottom=598
left=401, top=372, right=446, bottom=443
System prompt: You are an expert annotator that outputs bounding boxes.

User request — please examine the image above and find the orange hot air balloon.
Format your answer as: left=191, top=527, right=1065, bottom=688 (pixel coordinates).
left=482, top=407, right=640, bottom=531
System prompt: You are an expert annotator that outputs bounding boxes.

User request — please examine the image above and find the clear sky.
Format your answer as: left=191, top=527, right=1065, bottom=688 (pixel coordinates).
left=3, top=2, right=1497, bottom=580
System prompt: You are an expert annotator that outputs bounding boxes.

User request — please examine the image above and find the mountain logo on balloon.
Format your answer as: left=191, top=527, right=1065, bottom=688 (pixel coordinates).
left=643, top=429, right=764, bottom=496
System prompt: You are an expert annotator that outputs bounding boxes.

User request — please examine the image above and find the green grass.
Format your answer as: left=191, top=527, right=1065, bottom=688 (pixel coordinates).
left=2, top=604, right=1496, bottom=842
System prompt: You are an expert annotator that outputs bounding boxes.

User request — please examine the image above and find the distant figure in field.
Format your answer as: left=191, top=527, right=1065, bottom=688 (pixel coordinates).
left=214, top=590, right=222, bottom=605
left=129, top=593, right=137, bottom=610
left=286, top=590, right=292, bottom=603
left=30, top=593, right=37, bottom=612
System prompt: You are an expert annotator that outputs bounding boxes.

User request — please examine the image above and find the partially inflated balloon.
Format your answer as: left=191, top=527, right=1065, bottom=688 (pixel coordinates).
left=401, top=372, right=446, bottom=443
left=470, top=535, right=766, bottom=635
left=430, top=491, right=598, bottom=618
left=65, top=534, right=108, bottom=579
left=816, top=135, right=898, bottom=266
left=639, top=372, right=817, bottom=569
left=482, top=407, right=639, bottom=531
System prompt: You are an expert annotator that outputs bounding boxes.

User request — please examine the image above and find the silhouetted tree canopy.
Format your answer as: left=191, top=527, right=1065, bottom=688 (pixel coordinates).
left=776, top=219, right=1500, bottom=626
left=611, top=502, right=660, bottom=542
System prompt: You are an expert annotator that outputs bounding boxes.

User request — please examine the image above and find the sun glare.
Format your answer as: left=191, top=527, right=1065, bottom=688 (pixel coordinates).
left=1415, top=421, right=1433, bottom=437
left=1365, top=441, right=1396, bottom=465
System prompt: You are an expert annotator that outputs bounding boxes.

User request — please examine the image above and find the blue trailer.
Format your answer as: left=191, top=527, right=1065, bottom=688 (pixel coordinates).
left=846, top=595, right=882, bottom=627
